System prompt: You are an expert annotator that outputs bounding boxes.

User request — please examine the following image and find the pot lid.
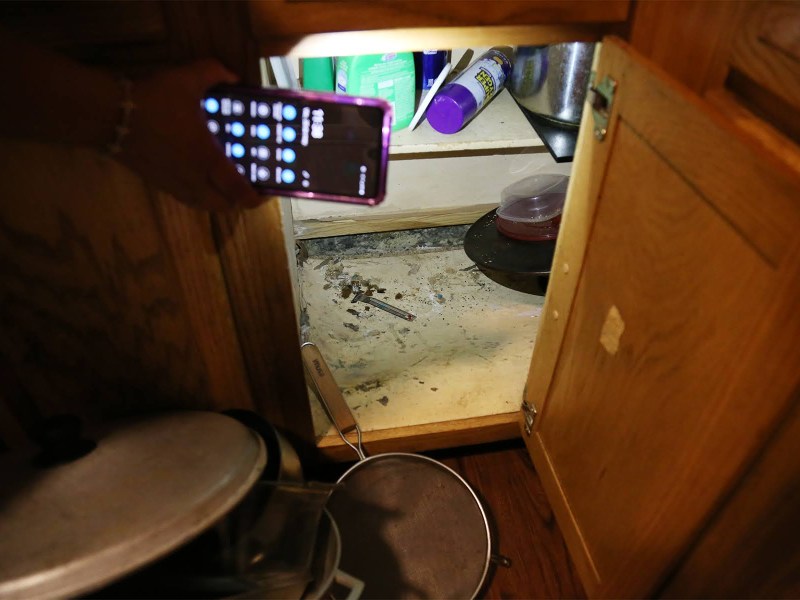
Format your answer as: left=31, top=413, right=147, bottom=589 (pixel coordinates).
left=0, top=411, right=266, bottom=600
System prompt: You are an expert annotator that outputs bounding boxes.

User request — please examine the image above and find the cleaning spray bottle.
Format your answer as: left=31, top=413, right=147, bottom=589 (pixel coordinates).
left=426, top=47, right=512, bottom=134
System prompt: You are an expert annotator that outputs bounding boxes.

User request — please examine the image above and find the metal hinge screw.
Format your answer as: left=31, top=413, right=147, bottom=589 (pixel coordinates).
left=588, top=73, right=617, bottom=142
left=521, top=399, right=537, bottom=436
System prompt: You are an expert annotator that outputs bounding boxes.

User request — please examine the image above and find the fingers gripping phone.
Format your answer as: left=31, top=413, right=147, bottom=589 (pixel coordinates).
left=203, top=86, right=392, bottom=205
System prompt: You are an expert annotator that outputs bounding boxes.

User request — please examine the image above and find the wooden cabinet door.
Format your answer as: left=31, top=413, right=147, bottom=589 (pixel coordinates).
left=0, top=3, right=315, bottom=448
left=522, top=37, right=800, bottom=598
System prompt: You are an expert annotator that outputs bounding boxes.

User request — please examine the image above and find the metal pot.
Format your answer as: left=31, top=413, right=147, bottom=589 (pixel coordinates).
left=225, top=409, right=304, bottom=484
left=509, top=42, right=596, bottom=125
left=0, top=411, right=268, bottom=599
left=0, top=410, right=321, bottom=599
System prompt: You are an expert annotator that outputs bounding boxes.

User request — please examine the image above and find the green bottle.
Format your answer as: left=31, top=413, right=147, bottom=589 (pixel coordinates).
left=335, top=53, right=416, bottom=130
left=301, top=57, right=335, bottom=92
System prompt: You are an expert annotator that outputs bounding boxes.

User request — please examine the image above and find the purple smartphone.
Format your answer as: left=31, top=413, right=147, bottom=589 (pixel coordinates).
left=203, top=86, right=392, bottom=205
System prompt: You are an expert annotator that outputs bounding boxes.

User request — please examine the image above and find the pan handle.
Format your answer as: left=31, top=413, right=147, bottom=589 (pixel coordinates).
left=301, top=342, right=366, bottom=461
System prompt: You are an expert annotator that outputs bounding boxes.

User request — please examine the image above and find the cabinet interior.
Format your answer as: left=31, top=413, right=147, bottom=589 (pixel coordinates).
left=298, top=228, right=548, bottom=439
left=272, top=47, right=572, bottom=443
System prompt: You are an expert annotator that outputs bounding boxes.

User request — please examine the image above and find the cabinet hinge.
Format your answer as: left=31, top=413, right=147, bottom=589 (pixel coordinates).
left=588, top=73, right=617, bottom=141
left=521, top=400, right=537, bottom=436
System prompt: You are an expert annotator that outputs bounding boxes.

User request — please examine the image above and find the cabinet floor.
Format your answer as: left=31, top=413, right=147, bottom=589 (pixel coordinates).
left=300, top=247, right=545, bottom=437
left=314, top=439, right=585, bottom=599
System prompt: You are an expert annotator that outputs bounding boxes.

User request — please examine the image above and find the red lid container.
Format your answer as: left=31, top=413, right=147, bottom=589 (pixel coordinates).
left=495, top=174, right=569, bottom=241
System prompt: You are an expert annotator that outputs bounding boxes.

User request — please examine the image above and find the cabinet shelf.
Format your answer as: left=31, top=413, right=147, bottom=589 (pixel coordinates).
left=390, top=90, right=544, bottom=156
left=291, top=91, right=562, bottom=239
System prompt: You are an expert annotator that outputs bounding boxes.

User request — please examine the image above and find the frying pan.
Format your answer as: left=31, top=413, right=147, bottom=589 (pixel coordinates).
left=301, top=342, right=491, bottom=599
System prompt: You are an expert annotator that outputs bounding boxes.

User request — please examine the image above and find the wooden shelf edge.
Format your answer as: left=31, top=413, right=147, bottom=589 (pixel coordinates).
left=315, top=411, right=521, bottom=461
left=389, top=141, right=545, bottom=158
left=258, top=24, right=621, bottom=59
left=294, top=203, right=497, bottom=239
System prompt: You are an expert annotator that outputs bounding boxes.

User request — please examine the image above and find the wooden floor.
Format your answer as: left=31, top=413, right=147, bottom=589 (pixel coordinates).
left=433, top=440, right=585, bottom=600
left=315, top=438, right=585, bottom=600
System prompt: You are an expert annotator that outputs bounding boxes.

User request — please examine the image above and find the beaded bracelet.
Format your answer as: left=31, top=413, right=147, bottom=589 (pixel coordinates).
left=107, top=78, right=136, bottom=155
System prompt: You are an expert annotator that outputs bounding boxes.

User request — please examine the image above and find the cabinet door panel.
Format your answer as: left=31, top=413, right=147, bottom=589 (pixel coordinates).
left=525, top=38, right=800, bottom=598
left=662, top=399, right=800, bottom=598
left=0, top=143, right=253, bottom=427
left=540, top=122, right=772, bottom=593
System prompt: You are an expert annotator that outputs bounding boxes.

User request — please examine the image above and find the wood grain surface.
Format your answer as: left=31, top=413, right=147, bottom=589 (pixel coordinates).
left=436, top=441, right=586, bottom=600
left=316, top=413, right=521, bottom=461
left=629, top=0, right=742, bottom=93
left=618, top=45, right=800, bottom=267
left=527, top=38, right=800, bottom=598
left=163, top=1, right=316, bottom=442
left=661, top=397, right=800, bottom=598
left=212, top=204, right=314, bottom=441
left=729, top=1, right=800, bottom=115
left=0, top=2, right=317, bottom=445
left=0, top=144, right=225, bottom=424
left=294, top=203, right=500, bottom=240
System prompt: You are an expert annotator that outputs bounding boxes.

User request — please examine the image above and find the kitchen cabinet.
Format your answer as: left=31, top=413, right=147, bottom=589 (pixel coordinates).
left=1, top=1, right=799, bottom=597
left=0, top=1, right=629, bottom=452
left=0, top=1, right=313, bottom=446
left=524, top=37, right=800, bottom=597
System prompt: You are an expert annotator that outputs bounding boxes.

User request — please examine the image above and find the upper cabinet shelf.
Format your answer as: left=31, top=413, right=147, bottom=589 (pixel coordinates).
left=390, top=90, right=543, bottom=157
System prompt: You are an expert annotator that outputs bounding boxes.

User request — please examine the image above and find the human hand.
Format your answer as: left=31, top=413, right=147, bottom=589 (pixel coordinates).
left=119, top=60, right=265, bottom=212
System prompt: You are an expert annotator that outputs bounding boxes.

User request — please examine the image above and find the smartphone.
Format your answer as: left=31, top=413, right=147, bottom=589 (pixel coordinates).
left=202, top=85, right=392, bottom=205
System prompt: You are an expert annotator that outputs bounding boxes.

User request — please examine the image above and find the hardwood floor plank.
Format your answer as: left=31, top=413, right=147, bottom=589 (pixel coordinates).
left=434, top=440, right=586, bottom=599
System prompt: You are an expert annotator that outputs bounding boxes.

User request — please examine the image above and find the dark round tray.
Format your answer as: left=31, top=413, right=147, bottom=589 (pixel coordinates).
left=464, top=209, right=556, bottom=275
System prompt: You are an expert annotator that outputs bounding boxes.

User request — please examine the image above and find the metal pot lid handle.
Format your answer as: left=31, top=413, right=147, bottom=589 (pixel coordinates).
left=301, top=342, right=365, bottom=460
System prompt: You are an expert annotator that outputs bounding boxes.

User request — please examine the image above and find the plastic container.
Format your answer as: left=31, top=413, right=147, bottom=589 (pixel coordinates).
left=495, top=174, right=569, bottom=241
left=426, top=47, right=512, bottom=134
left=301, top=57, right=335, bottom=92
left=335, top=52, right=415, bottom=130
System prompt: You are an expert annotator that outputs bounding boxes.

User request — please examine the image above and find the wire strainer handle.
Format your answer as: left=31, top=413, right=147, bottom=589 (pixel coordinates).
left=301, top=342, right=366, bottom=461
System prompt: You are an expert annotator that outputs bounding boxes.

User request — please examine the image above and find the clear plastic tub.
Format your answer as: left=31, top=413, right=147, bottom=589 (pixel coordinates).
left=495, top=174, right=569, bottom=241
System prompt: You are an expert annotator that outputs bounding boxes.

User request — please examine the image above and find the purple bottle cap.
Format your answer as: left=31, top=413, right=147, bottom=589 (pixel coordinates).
left=427, top=83, right=478, bottom=134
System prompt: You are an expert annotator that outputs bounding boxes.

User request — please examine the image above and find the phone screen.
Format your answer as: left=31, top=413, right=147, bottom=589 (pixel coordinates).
left=203, top=86, right=392, bottom=205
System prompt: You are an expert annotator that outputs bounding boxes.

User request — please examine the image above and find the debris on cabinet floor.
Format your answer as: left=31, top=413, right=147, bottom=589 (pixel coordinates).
left=298, top=227, right=545, bottom=437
